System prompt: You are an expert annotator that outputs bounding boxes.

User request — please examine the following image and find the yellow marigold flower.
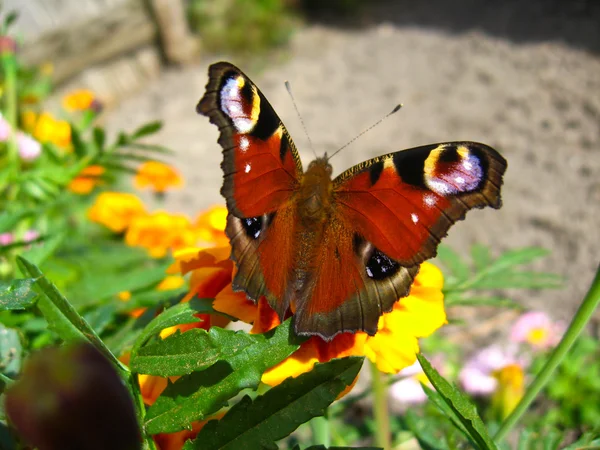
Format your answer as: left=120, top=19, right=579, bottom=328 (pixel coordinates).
left=62, top=89, right=95, bottom=112
left=157, top=275, right=185, bottom=291
left=118, top=291, right=132, bottom=301
left=195, top=206, right=229, bottom=248
left=492, top=363, right=525, bottom=419
left=134, top=161, right=183, bottom=193
left=125, top=211, right=198, bottom=258
left=32, top=112, right=71, bottom=147
left=68, top=165, right=105, bottom=194
left=88, top=192, right=146, bottom=233
left=169, top=240, right=446, bottom=389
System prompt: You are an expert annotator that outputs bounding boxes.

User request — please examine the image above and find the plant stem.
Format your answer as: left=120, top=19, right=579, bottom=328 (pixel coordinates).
left=370, top=360, right=391, bottom=450
left=310, top=415, right=330, bottom=447
left=494, top=264, right=600, bottom=442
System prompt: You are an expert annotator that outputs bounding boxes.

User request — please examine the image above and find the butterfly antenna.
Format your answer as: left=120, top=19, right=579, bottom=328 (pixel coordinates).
left=327, top=104, right=403, bottom=161
left=285, top=80, right=318, bottom=159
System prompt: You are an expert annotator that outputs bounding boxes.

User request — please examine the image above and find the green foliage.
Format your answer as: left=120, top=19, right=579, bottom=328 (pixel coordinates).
left=188, top=0, right=297, bottom=54
left=185, top=357, right=363, bottom=450
left=528, top=334, right=600, bottom=432
left=437, top=245, right=562, bottom=308
left=418, top=354, right=498, bottom=450
left=0, top=278, right=38, bottom=311
left=142, top=319, right=303, bottom=434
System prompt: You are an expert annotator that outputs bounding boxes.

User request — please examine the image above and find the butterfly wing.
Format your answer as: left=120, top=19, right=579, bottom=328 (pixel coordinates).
left=294, top=142, right=506, bottom=339
left=197, top=62, right=302, bottom=314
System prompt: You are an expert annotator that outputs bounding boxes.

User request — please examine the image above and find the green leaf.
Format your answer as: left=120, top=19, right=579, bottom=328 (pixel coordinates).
left=0, top=279, right=39, bottom=311
left=404, top=409, right=450, bottom=450
left=132, top=121, right=162, bottom=140
left=19, top=231, right=66, bottom=267
left=0, top=209, right=34, bottom=234
left=131, top=298, right=220, bottom=356
left=4, top=11, right=18, bottom=30
left=70, top=125, right=87, bottom=157
left=0, top=324, right=22, bottom=378
left=185, top=357, right=363, bottom=450
left=469, top=272, right=562, bottom=290
left=486, top=247, right=549, bottom=275
left=436, top=246, right=470, bottom=281
left=15, top=256, right=125, bottom=373
left=93, top=127, right=106, bottom=152
left=144, top=319, right=303, bottom=434
left=444, top=295, right=523, bottom=309
left=417, top=354, right=497, bottom=450
left=471, top=244, right=491, bottom=272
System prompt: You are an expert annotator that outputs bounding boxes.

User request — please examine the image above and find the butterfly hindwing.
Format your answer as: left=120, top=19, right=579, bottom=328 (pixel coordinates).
left=197, top=62, right=303, bottom=218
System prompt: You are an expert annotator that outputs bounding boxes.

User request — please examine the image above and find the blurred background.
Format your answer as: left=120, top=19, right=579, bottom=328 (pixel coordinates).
left=8, top=0, right=599, bottom=324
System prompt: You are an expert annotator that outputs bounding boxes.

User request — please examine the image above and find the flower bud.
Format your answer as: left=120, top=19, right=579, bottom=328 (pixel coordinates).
left=5, top=343, right=141, bottom=450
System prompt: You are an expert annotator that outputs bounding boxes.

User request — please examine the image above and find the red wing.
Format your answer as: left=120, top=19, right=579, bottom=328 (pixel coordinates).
left=197, top=62, right=302, bottom=218
left=333, top=142, right=507, bottom=266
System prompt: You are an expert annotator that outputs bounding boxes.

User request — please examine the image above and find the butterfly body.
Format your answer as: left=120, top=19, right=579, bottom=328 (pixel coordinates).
left=198, top=62, right=507, bottom=340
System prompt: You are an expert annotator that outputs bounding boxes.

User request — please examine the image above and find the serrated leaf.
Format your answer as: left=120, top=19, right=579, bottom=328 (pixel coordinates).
left=436, top=246, right=470, bottom=281
left=131, top=121, right=162, bottom=140
left=185, top=357, right=363, bottom=450
left=418, top=354, right=497, bottom=450
left=131, top=298, right=220, bottom=356
left=144, top=319, right=303, bottom=434
left=0, top=324, right=22, bottom=378
left=0, top=279, right=39, bottom=311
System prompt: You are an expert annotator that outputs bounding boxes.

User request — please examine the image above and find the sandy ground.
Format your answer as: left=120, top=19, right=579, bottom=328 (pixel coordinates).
left=105, top=0, right=600, bottom=324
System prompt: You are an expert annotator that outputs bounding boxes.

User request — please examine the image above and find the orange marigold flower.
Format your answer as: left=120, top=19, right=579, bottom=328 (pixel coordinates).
left=68, top=165, right=105, bottom=194
left=195, top=206, right=229, bottom=248
left=88, top=192, right=146, bottom=233
left=169, top=241, right=446, bottom=389
left=31, top=112, right=71, bottom=148
left=153, top=414, right=224, bottom=450
left=62, top=89, right=95, bottom=112
left=125, top=211, right=197, bottom=258
left=134, top=161, right=183, bottom=193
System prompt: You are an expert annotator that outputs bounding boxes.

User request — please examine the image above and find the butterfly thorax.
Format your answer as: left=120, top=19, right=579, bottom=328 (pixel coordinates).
left=296, top=157, right=334, bottom=225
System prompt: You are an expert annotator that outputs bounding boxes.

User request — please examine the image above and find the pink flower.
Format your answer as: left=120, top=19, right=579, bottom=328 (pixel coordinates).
left=390, top=355, right=446, bottom=405
left=459, top=345, right=526, bottom=396
left=510, top=311, right=565, bottom=350
left=17, top=132, right=42, bottom=162
left=0, top=233, right=14, bottom=246
left=390, top=361, right=428, bottom=405
left=23, top=230, right=40, bottom=243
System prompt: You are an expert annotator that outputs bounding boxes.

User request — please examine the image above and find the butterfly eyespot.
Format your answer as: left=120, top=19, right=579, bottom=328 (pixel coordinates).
left=241, top=216, right=263, bottom=239
left=365, top=248, right=400, bottom=280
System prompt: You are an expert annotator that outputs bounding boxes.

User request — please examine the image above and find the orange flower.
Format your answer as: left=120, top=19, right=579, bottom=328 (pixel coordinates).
left=30, top=112, right=71, bottom=148
left=62, top=89, right=96, bottom=112
left=153, top=414, right=224, bottom=450
left=68, top=165, right=105, bottom=194
left=88, top=192, right=146, bottom=233
left=195, top=206, right=229, bottom=248
left=125, top=211, right=198, bottom=258
left=169, top=242, right=446, bottom=388
left=134, top=161, right=183, bottom=193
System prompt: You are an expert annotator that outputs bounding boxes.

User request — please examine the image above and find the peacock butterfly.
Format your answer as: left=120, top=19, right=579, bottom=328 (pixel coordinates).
left=197, top=62, right=507, bottom=341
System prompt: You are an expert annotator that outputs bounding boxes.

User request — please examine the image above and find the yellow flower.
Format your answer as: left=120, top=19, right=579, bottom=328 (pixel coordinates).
left=125, top=211, right=198, bottom=258
left=88, top=192, right=146, bottom=233
left=134, top=161, right=183, bottom=193
left=31, top=112, right=71, bottom=148
left=68, top=165, right=105, bottom=194
left=195, top=206, right=230, bottom=248
left=169, top=236, right=446, bottom=388
left=62, top=89, right=95, bottom=112
left=492, top=363, right=525, bottom=420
